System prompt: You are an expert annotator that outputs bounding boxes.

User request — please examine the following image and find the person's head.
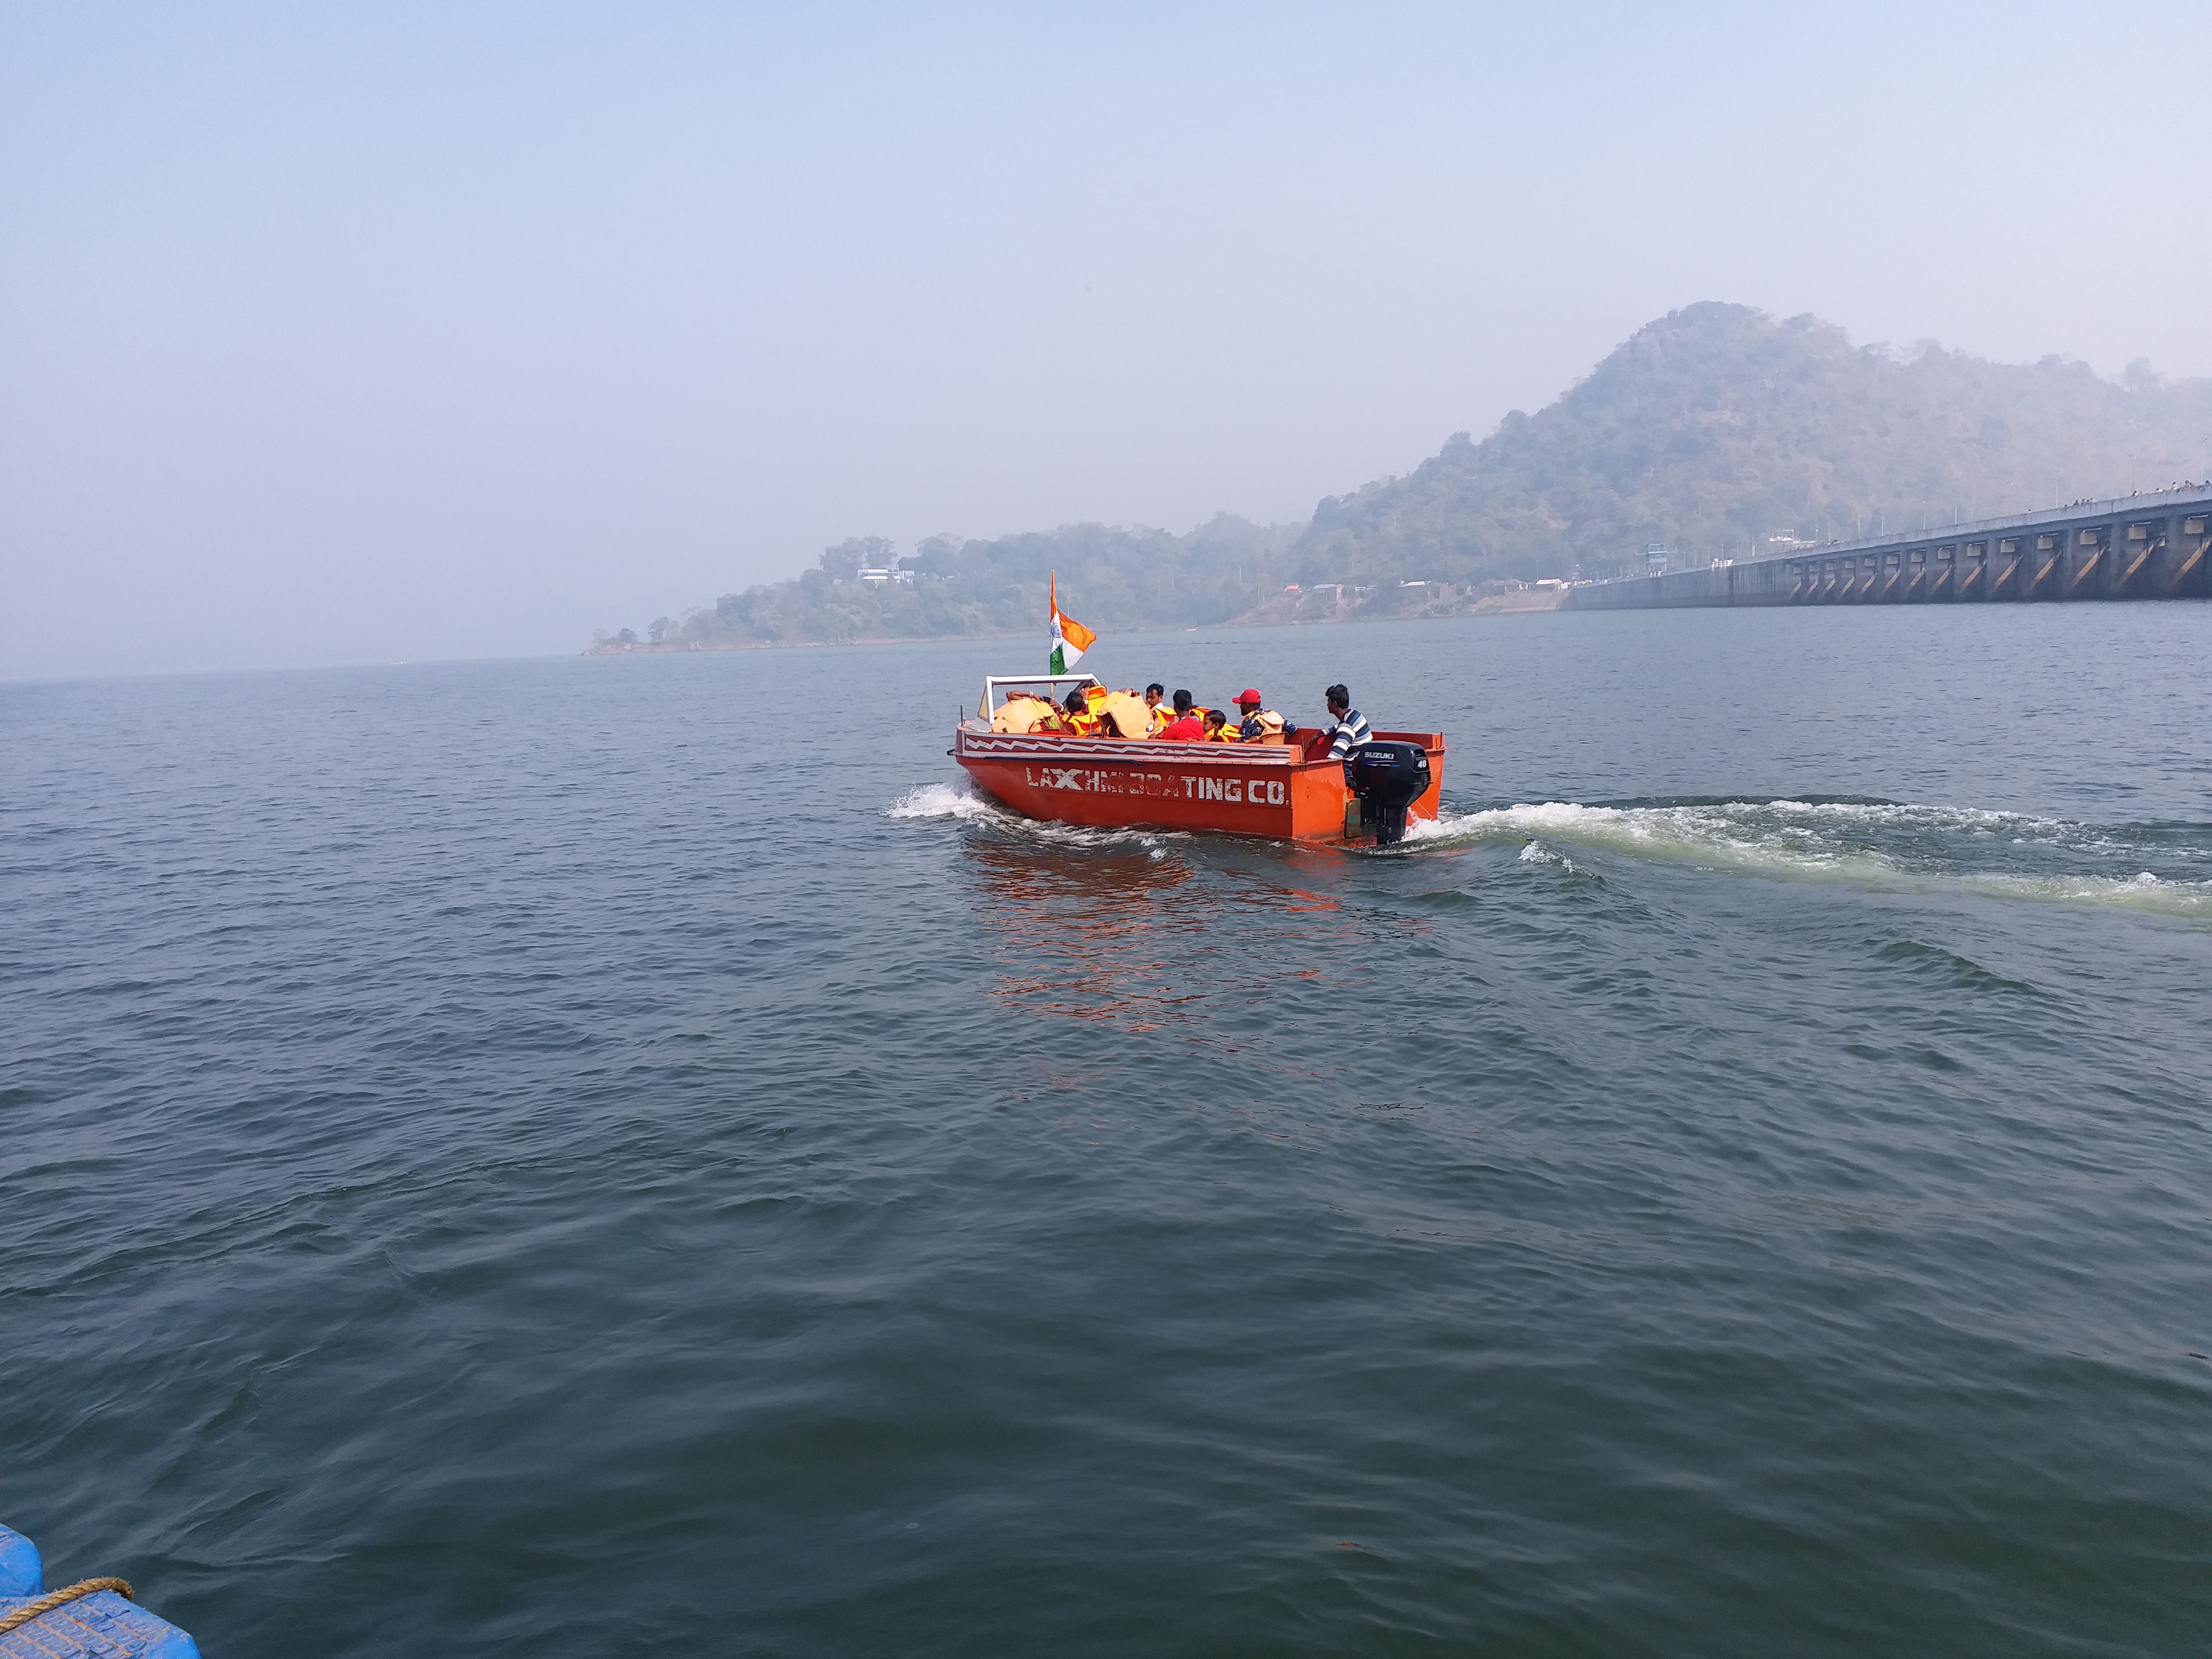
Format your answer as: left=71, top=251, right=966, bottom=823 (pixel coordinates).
left=1065, top=688, right=1088, bottom=714
left=1235, top=688, right=1263, bottom=712
left=1144, top=683, right=1165, bottom=705
left=1172, top=689, right=1194, bottom=714
left=1325, top=683, right=1350, bottom=716
left=1203, top=708, right=1227, bottom=731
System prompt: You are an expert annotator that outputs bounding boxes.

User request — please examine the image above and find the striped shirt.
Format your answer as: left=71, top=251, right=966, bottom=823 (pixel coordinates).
left=1325, top=708, right=1372, bottom=757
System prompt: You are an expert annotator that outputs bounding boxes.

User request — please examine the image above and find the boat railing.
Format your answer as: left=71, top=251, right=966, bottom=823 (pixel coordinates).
left=980, top=673, right=1103, bottom=719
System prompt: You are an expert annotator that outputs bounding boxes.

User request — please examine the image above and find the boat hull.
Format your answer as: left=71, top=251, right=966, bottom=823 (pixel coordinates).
left=953, top=728, right=1445, bottom=841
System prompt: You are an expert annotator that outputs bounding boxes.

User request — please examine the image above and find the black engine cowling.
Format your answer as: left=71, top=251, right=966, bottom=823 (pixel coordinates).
left=1343, top=741, right=1431, bottom=846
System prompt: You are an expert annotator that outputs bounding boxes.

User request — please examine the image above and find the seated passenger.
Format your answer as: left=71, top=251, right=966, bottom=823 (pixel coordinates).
left=1142, top=683, right=1171, bottom=736
left=1202, top=708, right=1232, bottom=742
left=1231, top=687, right=1288, bottom=743
left=1158, top=690, right=1205, bottom=742
left=1062, top=687, right=1105, bottom=736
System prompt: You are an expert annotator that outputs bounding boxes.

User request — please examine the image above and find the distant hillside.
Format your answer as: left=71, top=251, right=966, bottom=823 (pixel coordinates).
left=597, top=303, right=2212, bottom=649
left=602, top=516, right=1298, bottom=652
left=1294, top=302, right=2212, bottom=584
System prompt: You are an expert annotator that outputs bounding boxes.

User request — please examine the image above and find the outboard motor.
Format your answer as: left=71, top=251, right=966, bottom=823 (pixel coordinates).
left=1343, top=741, right=1431, bottom=846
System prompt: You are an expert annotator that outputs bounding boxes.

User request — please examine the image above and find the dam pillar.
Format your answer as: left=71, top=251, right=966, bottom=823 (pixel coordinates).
left=1991, top=535, right=2026, bottom=601
left=2064, top=524, right=2110, bottom=600
left=2115, top=518, right=2162, bottom=596
left=2173, top=511, right=2211, bottom=596
left=1953, top=540, right=1982, bottom=601
left=1958, top=541, right=1987, bottom=601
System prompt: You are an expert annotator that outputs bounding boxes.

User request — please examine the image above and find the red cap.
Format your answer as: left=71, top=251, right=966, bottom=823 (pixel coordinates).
left=1235, top=688, right=1262, bottom=705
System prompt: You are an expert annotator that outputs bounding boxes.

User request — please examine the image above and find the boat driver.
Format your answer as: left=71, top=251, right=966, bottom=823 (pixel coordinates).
left=1323, top=684, right=1372, bottom=757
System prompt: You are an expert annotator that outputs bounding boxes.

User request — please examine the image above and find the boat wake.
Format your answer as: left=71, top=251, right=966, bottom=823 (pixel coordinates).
left=888, top=782, right=1179, bottom=855
left=887, top=782, right=1006, bottom=825
left=892, top=782, right=2212, bottom=917
left=1408, top=797, right=2212, bottom=917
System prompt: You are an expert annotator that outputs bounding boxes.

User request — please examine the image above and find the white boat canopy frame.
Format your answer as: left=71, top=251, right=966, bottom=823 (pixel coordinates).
left=978, top=673, right=1102, bottom=720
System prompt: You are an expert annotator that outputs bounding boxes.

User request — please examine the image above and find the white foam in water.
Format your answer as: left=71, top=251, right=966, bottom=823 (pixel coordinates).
left=1960, top=869, right=2212, bottom=916
left=887, top=781, right=1178, bottom=853
left=887, top=782, right=997, bottom=821
left=1515, top=839, right=1586, bottom=875
left=1410, top=799, right=2212, bottom=919
left=1408, top=800, right=1893, bottom=880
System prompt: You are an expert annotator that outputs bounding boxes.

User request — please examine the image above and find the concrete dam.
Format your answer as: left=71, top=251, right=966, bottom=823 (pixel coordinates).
left=1563, top=484, right=2212, bottom=611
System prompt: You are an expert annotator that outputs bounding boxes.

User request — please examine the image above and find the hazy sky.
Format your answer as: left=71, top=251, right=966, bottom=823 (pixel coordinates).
left=6, top=1, right=2208, bottom=680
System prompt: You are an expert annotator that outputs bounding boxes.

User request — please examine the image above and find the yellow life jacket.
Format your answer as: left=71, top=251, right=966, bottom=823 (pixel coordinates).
left=1094, top=690, right=1152, bottom=740
left=991, top=693, right=1058, bottom=735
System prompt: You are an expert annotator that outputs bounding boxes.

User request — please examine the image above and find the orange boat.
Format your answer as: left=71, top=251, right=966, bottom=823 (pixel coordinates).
left=953, top=674, right=1447, bottom=844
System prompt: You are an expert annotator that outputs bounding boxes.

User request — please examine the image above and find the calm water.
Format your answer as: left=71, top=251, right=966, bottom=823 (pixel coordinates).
left=5, top=607, right=2211, bottom=1657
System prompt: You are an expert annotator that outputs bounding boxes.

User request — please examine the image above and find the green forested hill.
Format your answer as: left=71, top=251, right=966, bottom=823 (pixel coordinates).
left=1293, top=302, right=2212, bottom=584
left=610, top=515, right=1298, bottom=651
left=600, top=302, right=2212, bottom=649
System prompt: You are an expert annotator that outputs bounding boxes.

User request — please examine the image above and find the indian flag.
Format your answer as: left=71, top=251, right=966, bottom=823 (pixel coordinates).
left=1048, top=574, right=1096, bottom=675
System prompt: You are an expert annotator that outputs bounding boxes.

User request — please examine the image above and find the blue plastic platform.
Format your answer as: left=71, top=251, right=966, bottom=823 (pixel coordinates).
left=0, top=1524, right=199, bottom=1659
left=0, top=1531, right=36, bottom=1600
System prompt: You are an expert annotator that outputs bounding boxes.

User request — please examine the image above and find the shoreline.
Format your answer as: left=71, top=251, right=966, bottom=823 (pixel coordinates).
left=583, top=589, right=1567, bottom=657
